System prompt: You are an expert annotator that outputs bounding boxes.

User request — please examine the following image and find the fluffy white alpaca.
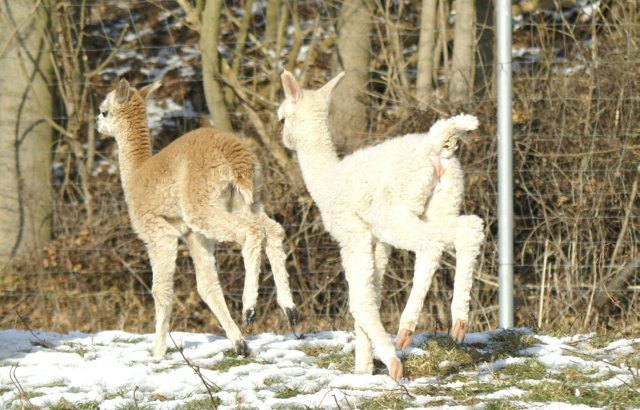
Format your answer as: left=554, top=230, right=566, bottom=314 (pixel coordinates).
left=278, top=71, right=484, bottom=380
left=96, top=79, right=298, bottom=358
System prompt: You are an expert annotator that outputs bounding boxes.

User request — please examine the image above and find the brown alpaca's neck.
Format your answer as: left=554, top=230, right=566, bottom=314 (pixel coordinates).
left=116, top=114, right=153, bottom=190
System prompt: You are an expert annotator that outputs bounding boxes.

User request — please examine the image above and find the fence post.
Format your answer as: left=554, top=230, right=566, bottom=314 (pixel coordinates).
left=496, top=0, right=514, bottom=329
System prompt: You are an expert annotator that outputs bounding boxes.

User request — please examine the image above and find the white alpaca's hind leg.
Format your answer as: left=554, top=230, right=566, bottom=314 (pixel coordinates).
left=341, top=237, right=403, bottom=380
left=259, top=212, right=298, bottom=325
left=370, top=207, right=452, bottom=253
left=147, top=236, right=178, bottom=358
left=354, top=241, right=390, bottom=374
left=396, top=246, right=443, bottom=350
left=184, top=231, right=248, bottom=355
left=449, top=215, right=484, bottom=342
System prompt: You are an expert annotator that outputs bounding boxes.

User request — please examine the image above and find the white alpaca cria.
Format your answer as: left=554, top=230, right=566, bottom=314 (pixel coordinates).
left=278, top=71, right=484, bottom=380
left=96, top=79, right=298, bottom=358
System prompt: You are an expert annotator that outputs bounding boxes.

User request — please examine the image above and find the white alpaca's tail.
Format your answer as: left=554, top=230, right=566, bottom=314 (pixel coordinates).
left=423, top=114, right=479, bottom=153
left=430, top=114, right=479, bottom=136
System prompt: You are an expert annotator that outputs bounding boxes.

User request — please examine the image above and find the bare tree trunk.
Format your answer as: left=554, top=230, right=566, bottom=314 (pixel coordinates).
left=416, top=0, right=438, bottom=107
left=448, top=0, right=476, bottom=109
left=0, top=0, right=52, bottom=262
left=475, top=0, right=494, bottom=98
left=201, top=0, right=232, bottom=131
left=330, top=0, right=373, bottom=152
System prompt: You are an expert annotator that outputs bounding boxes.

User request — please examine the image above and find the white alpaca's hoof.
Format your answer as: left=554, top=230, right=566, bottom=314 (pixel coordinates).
left=395, top=329, right=414, bottom=351
left=451, top=319, right=468, bottom=343
left=389, top=357, right=404, bottom=381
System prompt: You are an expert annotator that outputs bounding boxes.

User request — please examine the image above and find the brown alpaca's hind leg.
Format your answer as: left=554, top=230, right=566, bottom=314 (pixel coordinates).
left=259, top=212, right=298, bottom=325
left=184, top=231, right=248, bottom=355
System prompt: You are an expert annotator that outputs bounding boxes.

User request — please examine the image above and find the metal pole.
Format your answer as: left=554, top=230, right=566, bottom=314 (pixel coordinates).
left=496, top=0, right=514, bottom=328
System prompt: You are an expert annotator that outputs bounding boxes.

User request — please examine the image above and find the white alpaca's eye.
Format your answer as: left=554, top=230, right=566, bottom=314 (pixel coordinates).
left=101, top=110, right=108, bottom=117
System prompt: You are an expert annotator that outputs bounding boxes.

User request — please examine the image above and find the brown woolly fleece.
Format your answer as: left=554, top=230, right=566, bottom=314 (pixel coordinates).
left=96, top=79, right=297, bottom=358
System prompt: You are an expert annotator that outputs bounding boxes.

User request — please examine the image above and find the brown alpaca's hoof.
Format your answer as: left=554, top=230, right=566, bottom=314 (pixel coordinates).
left=395, top=329, right=414, bottom=351
left=451, top=319, right=467, bottom=343
left=235, top=340, right=249, bottom=356
left=389, top=358, right=404, bottom=381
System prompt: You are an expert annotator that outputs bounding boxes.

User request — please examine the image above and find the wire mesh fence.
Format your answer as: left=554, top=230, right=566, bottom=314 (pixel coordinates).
left=0, top=0, right=638, bottom=338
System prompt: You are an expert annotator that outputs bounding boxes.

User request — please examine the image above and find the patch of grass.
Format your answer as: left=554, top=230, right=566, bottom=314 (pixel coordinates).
left=275, top=386, right=303, bottom=399
left=522, top=378, right=640, bottom=408
left=499, top=359, right=548, bottom=380
left=357, top=392, right=414, bottom=410
left=111, top=336, right=145, bottom=344
left=412, top=380, right=503, bottom=405
left=204, top=350, right=255, bottom=372
left=586, top=333, right=622, bottom=349
left=550, top=366, right=602, bottom=384
left=403, top=335, right=480, bottom=378
left=487, top=330, right=541, bottom=359
left=181, top=398, right=221, bottom=409
left=301, top=346, right=355, bottom=373
left=102, top=388, right=129, bottom=401
left=47, top=398, right=100, bottom=410
left=483, top=399, right=522, bottom=410
left=263, top=376, right=281, bottom=386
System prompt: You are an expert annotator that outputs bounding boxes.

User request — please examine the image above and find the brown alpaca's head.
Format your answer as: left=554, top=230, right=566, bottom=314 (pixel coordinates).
left=96, top=79, right=161, bottom=137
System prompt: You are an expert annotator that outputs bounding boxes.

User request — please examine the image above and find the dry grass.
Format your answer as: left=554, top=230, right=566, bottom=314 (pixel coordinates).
left=0, top=0, right=638, bottom=339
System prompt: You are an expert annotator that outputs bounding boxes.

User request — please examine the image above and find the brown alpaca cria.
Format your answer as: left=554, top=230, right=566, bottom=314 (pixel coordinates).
left=96, top=79, right=298, bottom=358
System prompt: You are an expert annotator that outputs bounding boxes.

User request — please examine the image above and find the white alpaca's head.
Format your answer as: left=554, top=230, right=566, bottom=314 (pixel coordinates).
left=277, top=71, right=345, bottom=150
left=96, top=79, right=161, bottom=137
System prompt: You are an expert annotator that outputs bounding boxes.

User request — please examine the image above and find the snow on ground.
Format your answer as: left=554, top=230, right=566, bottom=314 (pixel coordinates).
left=0, top=328, right=638, bottom=409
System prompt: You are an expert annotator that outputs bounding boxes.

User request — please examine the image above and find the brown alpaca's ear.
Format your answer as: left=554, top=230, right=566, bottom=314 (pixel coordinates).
left=139, top=81, right=162, bottom=101
left=115, top=79, right=130, bottom=104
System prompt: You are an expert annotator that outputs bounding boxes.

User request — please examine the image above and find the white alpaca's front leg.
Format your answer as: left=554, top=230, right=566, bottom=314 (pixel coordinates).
left=147, top=236, right=178, bottom=358
left=450, top=215, right=484, bottom=342
left=341, top=239, right=402, bottom=380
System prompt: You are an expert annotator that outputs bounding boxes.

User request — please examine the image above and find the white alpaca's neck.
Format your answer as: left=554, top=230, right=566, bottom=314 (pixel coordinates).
left=294, top=118, right=339, bottom=205
left=115, top=115, right=152, bottom=192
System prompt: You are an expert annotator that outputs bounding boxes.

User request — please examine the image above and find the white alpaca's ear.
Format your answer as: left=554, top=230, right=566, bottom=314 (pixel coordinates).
left=115, top=79, right=130, bottom=104
left=317, top=71, right=345, bottom=102
left=139, top=81, right=162, bottom=101
left=281, top=71, right=301, bottom=104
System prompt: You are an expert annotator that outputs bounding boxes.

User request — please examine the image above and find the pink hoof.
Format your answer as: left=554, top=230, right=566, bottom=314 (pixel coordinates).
left=396, top=329, right=414, bottom=351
